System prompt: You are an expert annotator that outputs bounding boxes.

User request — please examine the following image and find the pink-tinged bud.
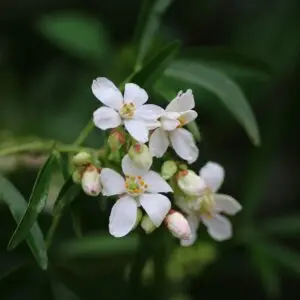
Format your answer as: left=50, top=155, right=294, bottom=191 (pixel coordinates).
left=81, top=165, right=102, bottom=196
left=108, top=130, right=125, bottom=151
left=165, top=210, right=192, bottom=240
left=177, top=170, right=206, bottom=196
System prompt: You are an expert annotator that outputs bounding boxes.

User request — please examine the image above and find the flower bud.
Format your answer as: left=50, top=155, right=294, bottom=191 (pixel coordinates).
left=133, top=208, right=143, bottom=230
left=72, top=152, right=92, bottom=166
left=161, top=160, right=178, bottom=180
left=108, top=130, right=125, bottom=151
left=177, top=170, right=206, bottom=196
left=128, top=143, right=153, bottom=170
left=141, top=215, right=156, bottom=234
left=81, top=165, right=101, bottom=196
left=72, top=168, right=83, bottom=184
left=165, top=210, right=192, bottom=240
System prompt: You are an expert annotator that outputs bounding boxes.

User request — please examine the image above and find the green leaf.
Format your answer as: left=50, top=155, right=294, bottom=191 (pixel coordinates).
left=134, top=0, right=174, bottom=70
left=129, top=41, right=180, bottom=90
left=8, top=153, right=56, bottom=250
left=251, top=243, right=280, bottom=298
left=36, top=12, right=108, bottom=62
left=0, top=175, right=48, bottom=269
left=52, top=177, right=81, bottom=216
left=262, top=215, right=300, bottom=236
left=57, top=234, right=138, bottom=258
left=261, top=242, right=300, bottom=275
left=164, top=60, right=261, bottom=145
left=53, top=151, right=69, bottom=180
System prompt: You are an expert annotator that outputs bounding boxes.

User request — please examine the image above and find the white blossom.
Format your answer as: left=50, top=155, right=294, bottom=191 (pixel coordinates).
left=100, top=155, right=173, bottom=237
left=176, top=162, right=242, bottom=246
left=149, top=90, right=199, bottom=163
left=92, top=78, right=164, bottom=143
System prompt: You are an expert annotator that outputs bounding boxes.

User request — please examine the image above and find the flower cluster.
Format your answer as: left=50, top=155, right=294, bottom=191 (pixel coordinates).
left=72, top=77, right=242, bottom=246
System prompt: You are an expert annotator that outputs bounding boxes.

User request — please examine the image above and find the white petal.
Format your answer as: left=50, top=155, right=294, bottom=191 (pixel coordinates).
left=124, top=120, right=149, bottom=143
left=143, top=171, right=173, bottom=193
left=166, top=89, right=195, bottom=112
left=135, top=104, right=164, bottom=121
left=109, top=196, right=137, bottom=237
left=179, top=110, right=198, bottom=125
left=93, top=107, right=122, bottom=130
left=149, top=128, right=169, bottom=158
left=199, top=162, right=225, bottom=192
left=202, top=214, right=232, bottom=241
left=140, top=193, right=171, bottom=227
left=92, top=77, right=123, bottom=110
left=214, top=194, right=242, bottom=215
left=144, top=120, right=161, bottom=130
left=124, top=83, right=148, bottom=108
left=161, top=117, right=180, bottom=131
left=175, top=196, right=193, bottom=215
left=100, top=168, right=126, bottom=196
left=170, top=128, right=199, bottom=164
left=121, top=154, right=148, bottom=176
left=181, top=214, right=199, bottom=247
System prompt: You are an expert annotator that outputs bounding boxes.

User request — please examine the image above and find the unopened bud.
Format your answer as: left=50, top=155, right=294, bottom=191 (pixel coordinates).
left=133, top=208, right=143, bottom=230
left=177, top=170, right=206, bottom=196
left=128, top=143, right=153, bottom=170
left=165, top=210, right=192, bottom=240
left=108, top=130, right=125, bottom=151
left=161, top=160, right=178, bottom=180
left=141, top=215, right=156, bottom=234
left=81, top=165, right=101, bottom=196
left=72, top=152, right=92, bottom=166
left=72, top=168, right=84, bottom=184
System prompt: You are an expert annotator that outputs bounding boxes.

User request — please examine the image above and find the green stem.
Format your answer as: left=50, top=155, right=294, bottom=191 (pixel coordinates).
left=0, top=141, right=93, bottom=157
left=46, top=214, right=62, bottom=249
left=127, top=233, right=151, bottom=298
left=152, top=230, right=169, bottom=300
left=73, top=119, right=94, bottom=146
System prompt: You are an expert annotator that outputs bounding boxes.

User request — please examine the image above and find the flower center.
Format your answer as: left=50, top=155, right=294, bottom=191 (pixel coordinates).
left=125, top=175, right=148, bottom=196
left=119, top=102, right=136, bottom=119
left=177, top=116, right=186, bottom=128
left=199, top=188, right=216, bottom=216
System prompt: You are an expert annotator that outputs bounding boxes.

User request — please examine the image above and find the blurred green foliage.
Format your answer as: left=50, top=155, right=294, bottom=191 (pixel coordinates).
left=0, top=0, right=300, bottom=300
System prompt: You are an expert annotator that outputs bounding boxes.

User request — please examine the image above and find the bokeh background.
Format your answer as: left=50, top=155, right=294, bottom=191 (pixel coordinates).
left=1, top=0, right=300, bottom=299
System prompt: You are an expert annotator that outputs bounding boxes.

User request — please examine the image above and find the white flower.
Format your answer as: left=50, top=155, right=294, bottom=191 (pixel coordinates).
left=176, top=162, right=242, bottom=246
left=149, top=90, right=199, bottom=163
left=99, top=155, right=173, bottom=237
left=92, top=78, right=164, bottom=143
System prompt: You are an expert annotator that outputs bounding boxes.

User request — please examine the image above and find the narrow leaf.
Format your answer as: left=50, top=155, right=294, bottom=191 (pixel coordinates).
left=164, top=60, right=261, bottom=145
left=8, top=153, right=56, bottom=249
left=58, top=234, right=138, bottom=258
left=134, top=0, right=174, bottom=70
left=251, top=243, right=280, bottom=298
left=52, top=177, right=81, bottom=217
left=261, top=242, right=300, bottom=275
left=36, top=12, right=108, bottom=62
left=0, top=175, right=48, bottom=269
left=129, top=41, right=180, bottom=89
left=262, top=215, right=300, bottom=236
left=54, top=151, right=69, bottom=180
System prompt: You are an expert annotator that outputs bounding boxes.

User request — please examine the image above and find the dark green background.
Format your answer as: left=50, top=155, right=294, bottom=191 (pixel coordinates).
left=0, top=0, right=300, bottom=299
